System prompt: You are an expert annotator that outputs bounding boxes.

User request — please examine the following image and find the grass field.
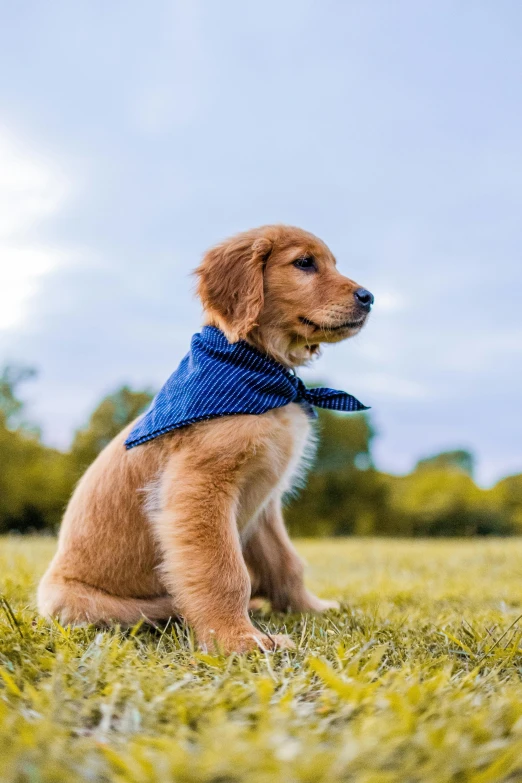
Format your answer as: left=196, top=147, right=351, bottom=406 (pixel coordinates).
left=2, top=537, right=522, bottom=783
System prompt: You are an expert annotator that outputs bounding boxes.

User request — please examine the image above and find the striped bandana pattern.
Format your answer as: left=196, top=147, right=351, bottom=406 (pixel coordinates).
left=125, top=326, right=368, bottom=449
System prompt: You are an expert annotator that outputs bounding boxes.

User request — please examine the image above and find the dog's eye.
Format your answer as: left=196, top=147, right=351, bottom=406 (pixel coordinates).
left=293, top=256, right=316, bottom=271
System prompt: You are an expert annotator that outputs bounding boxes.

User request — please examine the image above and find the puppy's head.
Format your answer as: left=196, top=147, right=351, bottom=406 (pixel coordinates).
left=196, top=225, right=373, bottom=367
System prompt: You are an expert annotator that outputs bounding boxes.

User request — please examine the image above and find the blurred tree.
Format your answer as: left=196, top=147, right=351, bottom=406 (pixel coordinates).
left=70, top=385, right=154, bottom=475
left=415, top=449, right=475, bottom=478
left=0, top=364, right=37, bottom=428
left=386, top=465, right=512, bottom=536
left=313, top=409, right=375, bottom=473
left=0, top=366, right=71, bottom=533
left=491, top=474, right=522, bottom=533
left=0, top=425, right=71, bottom=533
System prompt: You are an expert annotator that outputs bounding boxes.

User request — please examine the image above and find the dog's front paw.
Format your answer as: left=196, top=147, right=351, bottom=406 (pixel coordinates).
left=201, top=626, right=295, bottom=654
left=254, top=632, right=296, bottom=652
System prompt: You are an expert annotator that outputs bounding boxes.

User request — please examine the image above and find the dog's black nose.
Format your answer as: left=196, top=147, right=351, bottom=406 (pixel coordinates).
left=354, top=288, right=374, bottom=310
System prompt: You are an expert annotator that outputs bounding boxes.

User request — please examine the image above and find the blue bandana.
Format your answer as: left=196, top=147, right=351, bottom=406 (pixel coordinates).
left=125, top=326, right=368, bottom=449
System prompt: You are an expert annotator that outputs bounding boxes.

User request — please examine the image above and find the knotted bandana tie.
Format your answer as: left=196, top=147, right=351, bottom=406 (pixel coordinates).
left=125, top=326, right=368, bottom=449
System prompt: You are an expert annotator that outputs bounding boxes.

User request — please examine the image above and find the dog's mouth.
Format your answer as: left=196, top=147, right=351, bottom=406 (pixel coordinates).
left=299, top=316, right=366, bottom=332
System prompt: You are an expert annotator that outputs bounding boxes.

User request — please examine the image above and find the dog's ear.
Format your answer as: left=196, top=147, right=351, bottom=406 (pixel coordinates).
left=196, top=231, right=273, bottom=341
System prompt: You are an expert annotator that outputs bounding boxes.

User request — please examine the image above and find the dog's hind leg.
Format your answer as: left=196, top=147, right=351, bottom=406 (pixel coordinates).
left=37, top=571, right=175, bottom=627
left=243, top=499, right=339, bottom=613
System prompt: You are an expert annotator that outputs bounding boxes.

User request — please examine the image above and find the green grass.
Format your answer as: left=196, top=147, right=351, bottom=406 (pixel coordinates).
left=2, top=537, right=522, bottom=783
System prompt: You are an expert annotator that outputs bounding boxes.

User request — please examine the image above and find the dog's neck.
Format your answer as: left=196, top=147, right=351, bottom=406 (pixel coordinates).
left=202, top=314, right=319, bottom=369
left=247, top=326, right=320, bottom=369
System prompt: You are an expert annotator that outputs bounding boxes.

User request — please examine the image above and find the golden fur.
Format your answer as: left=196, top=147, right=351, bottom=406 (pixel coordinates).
left=38, top=225, right=371, bottom=653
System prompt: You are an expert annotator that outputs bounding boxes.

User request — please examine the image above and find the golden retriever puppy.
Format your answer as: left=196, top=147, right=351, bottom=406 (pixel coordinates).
left=37, top=225, right=373, bottom=653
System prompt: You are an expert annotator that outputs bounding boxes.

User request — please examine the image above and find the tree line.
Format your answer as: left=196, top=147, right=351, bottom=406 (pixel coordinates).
left=1, top=365, right=520, bottom=537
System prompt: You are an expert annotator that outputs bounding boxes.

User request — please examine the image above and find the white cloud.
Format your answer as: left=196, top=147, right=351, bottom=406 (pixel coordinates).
left=0, top=128, right=68, bottom=330
left=0, top=245, right=66, bottom=330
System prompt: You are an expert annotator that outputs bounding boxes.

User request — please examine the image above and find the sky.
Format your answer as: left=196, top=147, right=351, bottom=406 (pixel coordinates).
left=0, top=0, right=521, bottom=486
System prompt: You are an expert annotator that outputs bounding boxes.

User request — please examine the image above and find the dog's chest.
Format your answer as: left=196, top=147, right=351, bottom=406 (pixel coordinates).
left=275, top=403, right=315, bottom=495
left=237, top=403, right=315, bottom=530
